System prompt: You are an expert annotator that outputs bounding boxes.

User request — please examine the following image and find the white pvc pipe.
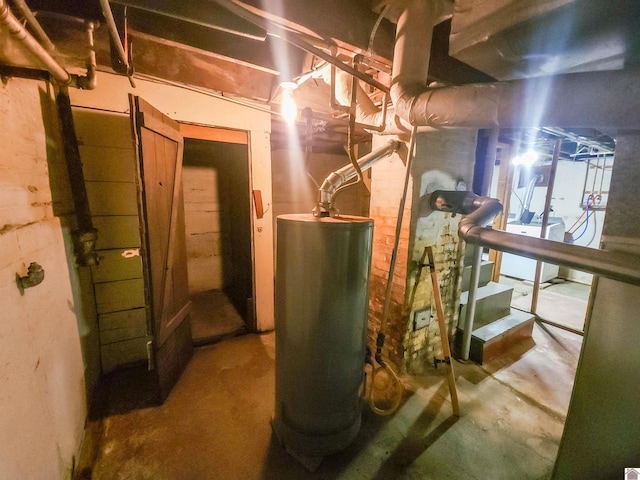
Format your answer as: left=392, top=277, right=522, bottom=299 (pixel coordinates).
left=0, top=0, right=71, bottom=84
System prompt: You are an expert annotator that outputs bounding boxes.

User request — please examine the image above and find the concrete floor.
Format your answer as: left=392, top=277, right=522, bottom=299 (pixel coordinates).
left=87, top=319, right=582, bottom=480
left=190, top=290, right=245, bottom=345
left=502, top=276, right=591, bottom=332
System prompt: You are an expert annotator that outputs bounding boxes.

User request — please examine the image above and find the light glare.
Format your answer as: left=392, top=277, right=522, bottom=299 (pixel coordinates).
left=281, top=82, right=298, bottom=124
left=512, top=150, right=538, bottom=166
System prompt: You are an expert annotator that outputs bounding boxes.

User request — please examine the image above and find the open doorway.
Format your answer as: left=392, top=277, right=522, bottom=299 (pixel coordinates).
left=182, top=136, right=253, bottom=345
left=488, top=132, right=614, bottom=335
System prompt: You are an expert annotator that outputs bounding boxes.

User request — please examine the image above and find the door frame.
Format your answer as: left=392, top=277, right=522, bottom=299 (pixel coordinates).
left=179, top=122, right=258, bottom=332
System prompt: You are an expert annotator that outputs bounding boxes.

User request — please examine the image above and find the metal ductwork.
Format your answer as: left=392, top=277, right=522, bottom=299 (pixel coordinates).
left=427, top=190, right=640, bottom=287
left=336, top=0, right=640, bottom=132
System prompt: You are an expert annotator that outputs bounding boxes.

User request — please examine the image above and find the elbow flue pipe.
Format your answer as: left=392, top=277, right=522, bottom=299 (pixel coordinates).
left=314, top=140, right=401, bottom=217
left=428, top=190, right=503, bottom=232
left=428, top=190, right=640, bottom=286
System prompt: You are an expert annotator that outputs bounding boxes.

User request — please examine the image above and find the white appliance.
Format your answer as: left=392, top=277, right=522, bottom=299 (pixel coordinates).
left=500, top=221, right=566, bottom=282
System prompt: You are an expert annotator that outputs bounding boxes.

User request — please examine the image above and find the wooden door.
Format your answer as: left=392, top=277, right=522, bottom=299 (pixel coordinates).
left=130, top=95, right=193, bottom=401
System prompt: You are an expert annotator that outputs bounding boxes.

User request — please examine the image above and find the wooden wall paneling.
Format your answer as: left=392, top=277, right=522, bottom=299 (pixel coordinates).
left=85, top=182, right=139, bottom=216
left=79, top=145, right=137, bottom=182
left=99, top=308, right=148, bottom=345
left=94, top=278, right=146, bottom=314
left=101, top=337, right=151, bottom=373
left=92, top=216, right=141, bottom=250
left=90, top=249, right=143, bottom=283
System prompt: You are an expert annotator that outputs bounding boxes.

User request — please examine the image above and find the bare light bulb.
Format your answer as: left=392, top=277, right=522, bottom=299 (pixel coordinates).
left=280, top=81, right=298, bottom=124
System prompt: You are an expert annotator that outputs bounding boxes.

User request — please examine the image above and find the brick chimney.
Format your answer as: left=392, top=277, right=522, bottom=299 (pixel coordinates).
left=368, top=129, right=477, bottom=373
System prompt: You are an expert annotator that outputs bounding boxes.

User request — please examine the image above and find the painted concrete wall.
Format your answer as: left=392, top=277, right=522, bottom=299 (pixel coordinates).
left=0, top=78, right=87, bottom=479
left=69, top=73, right=274, bottom=332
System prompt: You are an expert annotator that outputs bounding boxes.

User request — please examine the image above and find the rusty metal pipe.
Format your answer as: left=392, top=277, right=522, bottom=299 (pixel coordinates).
left=56, top=86, right=99, bottom=266
left=100, top=0, right=128, bottom=63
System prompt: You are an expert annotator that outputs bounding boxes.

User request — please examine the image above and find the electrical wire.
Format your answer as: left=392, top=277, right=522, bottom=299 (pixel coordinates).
left=585, top=210, right=598, bottom=247
left=512, top=188, right=525, bottom=211
left=569, top=194, right=593, bottom=242
left=368, top=362, right=403, bottom=416
left=567, top=196, right=592, bottom=232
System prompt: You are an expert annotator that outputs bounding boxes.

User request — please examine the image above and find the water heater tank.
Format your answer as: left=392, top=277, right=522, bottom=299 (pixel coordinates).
left=273, top=214, right=373, bottom=457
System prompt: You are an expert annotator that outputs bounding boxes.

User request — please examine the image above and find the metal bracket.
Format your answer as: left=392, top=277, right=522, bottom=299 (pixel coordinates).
left=433, top=357, right=451, bottom=369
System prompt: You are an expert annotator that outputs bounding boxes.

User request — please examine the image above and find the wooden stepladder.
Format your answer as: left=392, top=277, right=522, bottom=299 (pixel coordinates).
left=425, top=246, right=460, bottom=417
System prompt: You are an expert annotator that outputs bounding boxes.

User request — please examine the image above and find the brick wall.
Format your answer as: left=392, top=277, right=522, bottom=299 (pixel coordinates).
left=368, top=145, right=413, bottom=367
left=369, top=130, right=477, bottom=373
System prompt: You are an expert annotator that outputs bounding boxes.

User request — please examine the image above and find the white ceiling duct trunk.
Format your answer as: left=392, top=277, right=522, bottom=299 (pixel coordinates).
left=394, top=0, right=640, bottom=129
left=389, top=0, right=437, bottom=125
left=336, top=0, right=640, bottom=132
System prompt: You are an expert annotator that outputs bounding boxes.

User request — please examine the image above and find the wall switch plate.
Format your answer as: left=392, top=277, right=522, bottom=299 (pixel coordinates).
left=413, top=307, right=432, bottom=330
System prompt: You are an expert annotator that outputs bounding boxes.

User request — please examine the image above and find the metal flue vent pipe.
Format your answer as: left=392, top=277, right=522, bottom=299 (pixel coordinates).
left=314, top=139, right=401, bottom=217
left=427, top=190, right=640, bottom=287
